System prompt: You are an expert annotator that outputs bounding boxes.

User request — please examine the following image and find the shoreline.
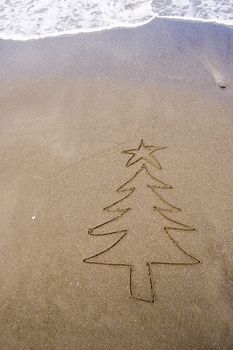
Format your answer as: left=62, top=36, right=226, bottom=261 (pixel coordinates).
left=1, top=18, right=233, bottom=90
left=1, top=15, right=233, bottom=42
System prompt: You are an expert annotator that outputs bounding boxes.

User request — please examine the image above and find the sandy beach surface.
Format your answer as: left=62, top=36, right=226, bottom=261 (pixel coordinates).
left=0, top=18, right=233, bottom=349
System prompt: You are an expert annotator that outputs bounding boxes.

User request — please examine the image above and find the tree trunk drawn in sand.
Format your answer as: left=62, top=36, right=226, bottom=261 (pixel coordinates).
left=83, top=139, right=200, bottom=303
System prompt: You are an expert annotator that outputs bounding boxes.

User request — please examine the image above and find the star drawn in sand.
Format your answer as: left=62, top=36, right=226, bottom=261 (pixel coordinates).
left=122, top=139, right=166, bottom=169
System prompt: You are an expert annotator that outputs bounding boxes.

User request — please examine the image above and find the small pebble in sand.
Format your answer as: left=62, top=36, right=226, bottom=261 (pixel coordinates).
left=218, top=81, right=227, bottom=89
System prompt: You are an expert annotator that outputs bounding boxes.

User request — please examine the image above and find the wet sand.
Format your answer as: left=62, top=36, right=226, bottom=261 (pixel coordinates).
left=0, top=18, right=233, bottom=350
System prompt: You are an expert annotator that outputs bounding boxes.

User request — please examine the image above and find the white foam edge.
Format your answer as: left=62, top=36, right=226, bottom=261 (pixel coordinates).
left=0, top=13, right=232, bottom=42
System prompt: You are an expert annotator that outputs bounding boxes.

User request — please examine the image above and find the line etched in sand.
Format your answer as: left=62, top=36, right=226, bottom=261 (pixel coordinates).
left=83, top=140, right=200, bottom=303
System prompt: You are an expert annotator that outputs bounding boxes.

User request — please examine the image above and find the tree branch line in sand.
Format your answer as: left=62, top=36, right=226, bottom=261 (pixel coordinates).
left=83, top=139, right=200, bottom=303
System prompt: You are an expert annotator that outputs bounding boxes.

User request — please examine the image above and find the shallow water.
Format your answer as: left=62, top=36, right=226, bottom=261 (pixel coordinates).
left=0, top=0, right=233, bottom=41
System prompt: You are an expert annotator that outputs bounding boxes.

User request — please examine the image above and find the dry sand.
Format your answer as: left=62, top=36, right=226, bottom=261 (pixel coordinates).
left=0, top=18, right=233, bottom=350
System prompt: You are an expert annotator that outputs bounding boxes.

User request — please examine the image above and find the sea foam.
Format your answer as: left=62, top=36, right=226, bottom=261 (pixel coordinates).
left=0, top=0, right=233, bottom=41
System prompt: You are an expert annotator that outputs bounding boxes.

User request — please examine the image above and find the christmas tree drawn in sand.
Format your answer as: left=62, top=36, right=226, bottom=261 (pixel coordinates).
left=83, top=140, right=200, bottom=303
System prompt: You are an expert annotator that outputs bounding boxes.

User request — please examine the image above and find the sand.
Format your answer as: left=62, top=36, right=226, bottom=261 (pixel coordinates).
left=0, top=18, right=233, bottom=349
